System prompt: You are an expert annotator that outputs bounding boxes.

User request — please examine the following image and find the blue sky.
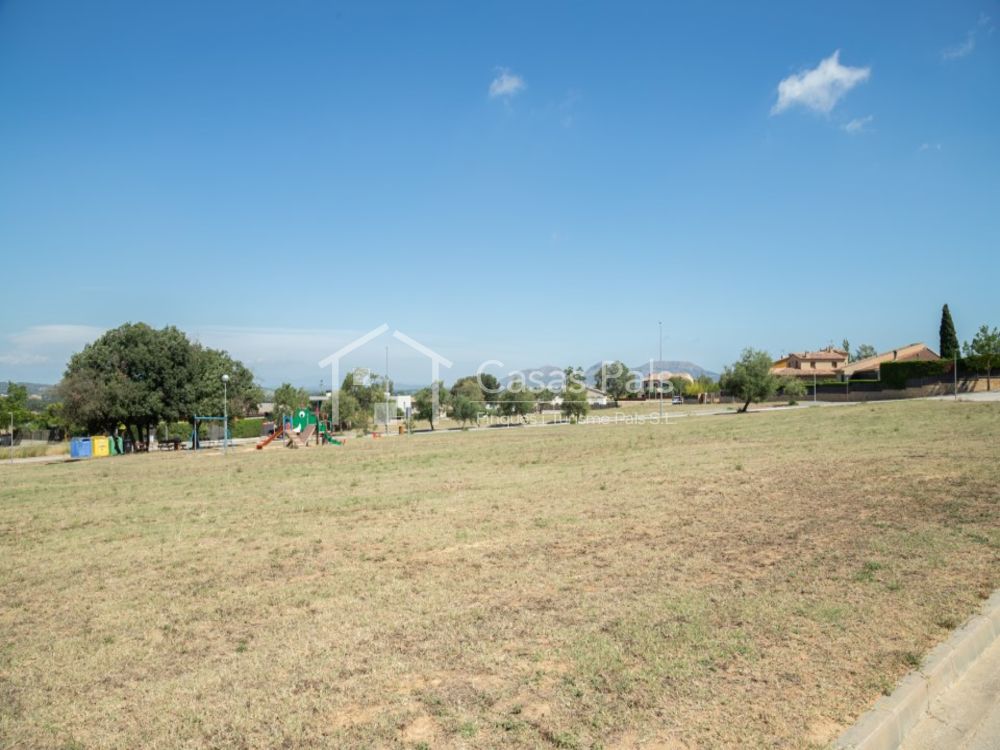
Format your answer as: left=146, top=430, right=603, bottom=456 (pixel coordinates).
left=1, top=1, right=998, bottom=387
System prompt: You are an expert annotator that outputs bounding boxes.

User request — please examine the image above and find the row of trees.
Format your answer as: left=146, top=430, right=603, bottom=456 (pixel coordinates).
left=940, top=304, right=1000, bottom=389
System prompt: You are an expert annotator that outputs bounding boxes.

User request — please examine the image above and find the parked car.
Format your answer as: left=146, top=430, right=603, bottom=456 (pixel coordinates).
left=671, top=395, right=684, bottom=405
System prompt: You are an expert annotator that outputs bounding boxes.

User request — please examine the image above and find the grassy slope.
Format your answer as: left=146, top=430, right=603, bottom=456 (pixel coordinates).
left=0, top=400, right=998, bottom=749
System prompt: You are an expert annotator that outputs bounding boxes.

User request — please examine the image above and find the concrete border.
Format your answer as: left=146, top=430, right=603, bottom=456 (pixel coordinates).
left=835, top=589, right=1000, bottom=750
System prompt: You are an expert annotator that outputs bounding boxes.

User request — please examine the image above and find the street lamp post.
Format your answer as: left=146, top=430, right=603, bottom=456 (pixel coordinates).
left=954, top=351, right=958, bottom=400
left=222, top=374, right=229, bottom=455
left=8, top=413, right=12, bottom=465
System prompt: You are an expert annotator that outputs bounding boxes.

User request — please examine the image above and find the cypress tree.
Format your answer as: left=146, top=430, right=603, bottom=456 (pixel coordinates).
left=939, top=304, right=959, bottom=359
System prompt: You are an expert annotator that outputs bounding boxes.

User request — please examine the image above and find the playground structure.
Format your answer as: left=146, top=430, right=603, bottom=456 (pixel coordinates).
left=190, top=416, right=228, bottom=450
left=256, top=407, right=345, bottom=450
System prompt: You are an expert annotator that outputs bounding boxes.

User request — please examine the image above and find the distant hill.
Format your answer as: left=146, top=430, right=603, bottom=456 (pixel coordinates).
left=626, top=360, right=720, bottom=381
left=0, top=382, right=56, bottom=397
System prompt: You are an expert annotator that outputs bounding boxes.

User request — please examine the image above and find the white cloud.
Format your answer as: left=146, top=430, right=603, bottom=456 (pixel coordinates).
left=942, top=32, right=976, bottom=59
left=843, top=114, right=874, bottom=134
left=919, top=142, right=942, bottom=151
left=943, top=14, right=995, bottom=60
left=771, top=50, right=871, bottom=115
left=0, top=352, right=48, bottom=366
left=489, top=68, right=525, bottom=98
left=8, top=324, right=104, bottom=348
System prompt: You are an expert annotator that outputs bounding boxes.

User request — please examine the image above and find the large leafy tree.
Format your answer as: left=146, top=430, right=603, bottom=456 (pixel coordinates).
left=720, top=348, right=779, bottom=413
left=59, top=323, right=261, bottom=441
left=60, top=323, right=196, bottom=439
left=188, top=345, right=261, bottom=420
left=593, top=360, right=633, bottom=401
left=939, top=304, right=960, bottom=360
left=963, top=324, right=1000, bottom=391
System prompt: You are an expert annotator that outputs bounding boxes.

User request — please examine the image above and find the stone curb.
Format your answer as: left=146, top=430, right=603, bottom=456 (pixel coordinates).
left=835, top=590, right=1000, bottom=750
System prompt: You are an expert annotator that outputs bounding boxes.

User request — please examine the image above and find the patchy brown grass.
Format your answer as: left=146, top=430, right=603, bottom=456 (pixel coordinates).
left=0, top=399, right=998, bottom=749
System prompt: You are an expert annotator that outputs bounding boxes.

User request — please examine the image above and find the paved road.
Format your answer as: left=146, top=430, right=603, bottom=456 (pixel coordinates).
left=901, top=636, right=1000, bottom=750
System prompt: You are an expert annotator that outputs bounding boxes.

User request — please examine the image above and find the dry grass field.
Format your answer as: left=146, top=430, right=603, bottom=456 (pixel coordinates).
left=1, top=400, right=998, bottom=749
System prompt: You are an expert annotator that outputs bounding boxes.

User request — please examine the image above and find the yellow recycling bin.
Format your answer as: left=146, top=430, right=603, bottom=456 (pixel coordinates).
left=91, top=436, right=110, bottom=458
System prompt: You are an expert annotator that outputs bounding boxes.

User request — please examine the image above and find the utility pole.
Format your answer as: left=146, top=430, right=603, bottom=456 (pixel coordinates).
left=658, top=321, right=664, bottom=421
left=8, top=413, right=12, bottom=464
left=954, top=350, right=958, bottom=400
left=222, top=374, right=229, bottom=455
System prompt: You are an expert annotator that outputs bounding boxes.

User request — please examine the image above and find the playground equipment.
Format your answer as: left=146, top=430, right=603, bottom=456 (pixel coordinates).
left=191, top=416, right=228, bottom=450
left=255, top=407, right=344, bottom=450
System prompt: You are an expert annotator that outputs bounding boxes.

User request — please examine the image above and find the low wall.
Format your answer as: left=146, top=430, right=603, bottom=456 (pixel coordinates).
left=811, top=377, right=993, bottom=402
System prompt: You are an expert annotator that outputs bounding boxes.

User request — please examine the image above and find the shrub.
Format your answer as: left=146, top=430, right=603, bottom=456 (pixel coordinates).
left=880, top=360, right=955, bottom=389
left=232, top=418, right=265, bottom=439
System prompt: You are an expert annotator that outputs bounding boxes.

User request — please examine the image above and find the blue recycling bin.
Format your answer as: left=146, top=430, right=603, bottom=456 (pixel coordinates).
left=70, top=437, right=92, bottom=459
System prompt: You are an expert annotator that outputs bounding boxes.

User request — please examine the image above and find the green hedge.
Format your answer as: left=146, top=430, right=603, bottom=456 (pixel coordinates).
left=880, top=359, right=956, bottom=389
left=231, top=418, right=265, bottom=439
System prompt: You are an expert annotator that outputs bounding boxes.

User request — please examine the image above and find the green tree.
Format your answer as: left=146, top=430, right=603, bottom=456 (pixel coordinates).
left=451, top=377, right=484, bottom=404
left=188, top=345, right=262, bottom=423
left=341, top=371, right=384, bottom=416
left=853, top=344, right=878, bottom=361
left=669, top=376, right=689, bottom=396
left=333, top=389, right=362, bottom=431
left=963, top=324, right=1000, bottom=391
left=59, top=323, right=261, bottom=442
left=450, top=391, right=481, bottom=427
left=781, top=377, right=807, bottom=404
left=478, top=373, right=502, bottom=405
left=560, top=385, right=589, bottom=422
left=939, top=304, right=960, bottom=360
left=593, top=361, right=633, bottom=401
left=563, top=366, right=585, bottom=386
left=60, top=323, right=197, bottom=440
left=2, top=382, right=33, bottom=433
left=272, top=383, right=310, bottom=418
left=720, top=348, right=780, bottom=413
left=497, top=387, right=535, bottom=423
left=413, top=381, right=449, bottom=430
left=842, top=339, right=851, bottom=361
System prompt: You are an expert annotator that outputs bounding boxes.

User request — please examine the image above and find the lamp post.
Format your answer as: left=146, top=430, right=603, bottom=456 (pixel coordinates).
left=8, top=412, right=12, bottom=465
left=222, top=374, right=229, bottom=455
left=954, top=350, right=958, bottom=400
left=658, top=321, right=664, bottom=421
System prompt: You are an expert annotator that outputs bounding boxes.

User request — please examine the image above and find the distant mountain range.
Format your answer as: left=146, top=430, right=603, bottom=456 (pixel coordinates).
left=626, top=360, right=720, bottom=381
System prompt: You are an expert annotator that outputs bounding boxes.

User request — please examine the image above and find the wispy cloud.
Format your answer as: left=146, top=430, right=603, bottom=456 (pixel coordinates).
left=843, top=114, right=874, bottom=135
left=0, top=325, right=105, bottom=374
left=942, top=32, right=976, bottom=60
left=489, top=68, right=525, bottom=99
left=919, top=142, right=942, bottom=152
left=942, top=14, right=994, bottom=60
left=7, top=324, right=104, bottom=348
left=0, top=352, right=48, bottom=366
left=771, top=51, right=871, bottom=116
